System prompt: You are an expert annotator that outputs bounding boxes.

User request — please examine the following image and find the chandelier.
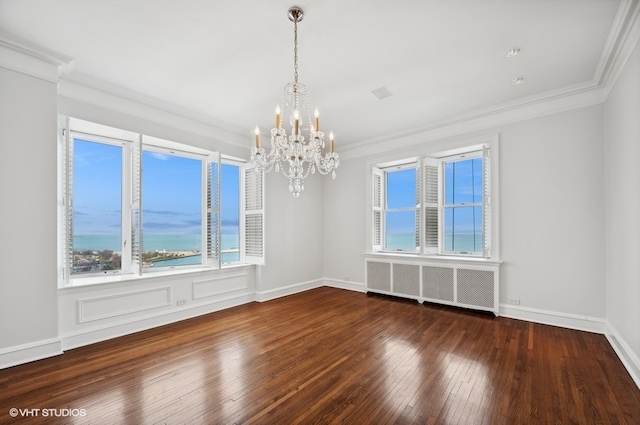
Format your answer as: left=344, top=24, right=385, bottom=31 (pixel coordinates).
left=250, top=6, right=339, bottom=197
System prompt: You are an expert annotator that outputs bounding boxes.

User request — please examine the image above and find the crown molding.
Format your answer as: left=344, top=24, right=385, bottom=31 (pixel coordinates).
left=0, top=32, right=73, bottom=83
left=339, top=0, right=640, bottom=161
left=59, top=73, right=249, bottom=147
left=598, top=0, right=640, bottom=97
left=338, top=82, right=606, bottom=161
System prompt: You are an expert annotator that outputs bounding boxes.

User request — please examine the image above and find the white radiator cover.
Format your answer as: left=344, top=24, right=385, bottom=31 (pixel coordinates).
left=365, top=256, right=500, bottom=315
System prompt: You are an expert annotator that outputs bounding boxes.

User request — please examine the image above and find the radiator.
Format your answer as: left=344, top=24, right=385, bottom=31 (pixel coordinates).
left=365, top=258, right=499, bottom=315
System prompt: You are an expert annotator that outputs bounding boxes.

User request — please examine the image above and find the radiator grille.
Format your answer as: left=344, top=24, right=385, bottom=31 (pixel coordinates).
left=457, top=269, right=494, bottom=308
left=367, top=262, right=391, bottom=292
left=422, top=266, right=454, bottom=301
left=393, top=264, right=419, bottom=296
left=366, top=259, right=498, bottom=314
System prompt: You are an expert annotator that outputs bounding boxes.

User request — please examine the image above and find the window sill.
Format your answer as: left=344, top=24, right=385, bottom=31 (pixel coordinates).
left=365, top=251, right=502, bottom=266
left=58, top=263, right=254, bottom=291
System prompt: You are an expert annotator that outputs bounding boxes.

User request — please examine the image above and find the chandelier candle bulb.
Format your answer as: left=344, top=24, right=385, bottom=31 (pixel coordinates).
left=330, top=131, right=334, bottom=153
left=255, top=126, right=260, bottom=148
left=294, top=109, right=300, bottom=135
left=314, top=107, right=319, bottom=131
left=276, top=105, right=281, bottom=129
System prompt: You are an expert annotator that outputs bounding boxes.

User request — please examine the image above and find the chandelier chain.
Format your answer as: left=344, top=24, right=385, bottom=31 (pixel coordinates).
left=293, top=15, right=298, bottom=84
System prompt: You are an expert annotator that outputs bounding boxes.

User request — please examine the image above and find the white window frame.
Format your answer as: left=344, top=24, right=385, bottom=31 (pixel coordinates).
left=369, top=138, right=498, bottom=261
left=60, top=118, right=264, bottom=286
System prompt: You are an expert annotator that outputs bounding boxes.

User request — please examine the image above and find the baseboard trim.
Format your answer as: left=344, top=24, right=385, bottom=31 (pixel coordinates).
left=605, top=323, right=640, bottom=390
left=254, top=279, right=324, bottom=302
left=499, top=304, right=606, bottom=334
left=0, top=337, right=62, bottom=370
left=323, top=278, right=366, bottom=293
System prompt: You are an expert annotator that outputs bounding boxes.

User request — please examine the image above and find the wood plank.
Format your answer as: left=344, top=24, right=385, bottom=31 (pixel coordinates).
left=0, top=287, right=639, bottom=424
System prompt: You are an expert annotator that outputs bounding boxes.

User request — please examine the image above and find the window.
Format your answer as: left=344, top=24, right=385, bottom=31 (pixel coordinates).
left=61, top=118, right=264, bottom=282
left=142, top=148, right=203, bottom=268
left=70, top=138, right=124, bottom=274
left=443, top=153, right=484, bottom=253
left=371, top=145, right=492, bottom=258
left=384, top=166, right=418, bottom=251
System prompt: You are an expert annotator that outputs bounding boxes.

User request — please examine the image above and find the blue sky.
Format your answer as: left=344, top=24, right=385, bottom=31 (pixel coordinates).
left=73, top=139, right=240, bottom=236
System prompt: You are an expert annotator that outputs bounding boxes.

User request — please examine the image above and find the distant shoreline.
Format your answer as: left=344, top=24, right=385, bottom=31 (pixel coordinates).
left=149, top=251, right=200, bottom=263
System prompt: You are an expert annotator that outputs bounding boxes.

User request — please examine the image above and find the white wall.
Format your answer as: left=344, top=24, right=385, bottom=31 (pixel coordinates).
left=256, top=170, right=326, bottom=298
left=322, top=158, right=367, bottom=289
left=605, top=40, right=640, bottom=384
left=0, top=65, right=61, bottom=366
left=499, top=106, right=605, bottom=321
left=323, top=105, right=607, bottom=329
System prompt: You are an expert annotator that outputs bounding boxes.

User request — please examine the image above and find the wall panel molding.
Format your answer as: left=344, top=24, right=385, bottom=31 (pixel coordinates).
left=78, top=287, right=171, bottom=323
left=192, top=273, right=248, bottom=300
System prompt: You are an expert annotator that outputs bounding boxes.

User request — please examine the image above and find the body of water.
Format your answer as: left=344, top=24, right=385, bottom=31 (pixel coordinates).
left=74, top=234, right=240, bottom=265
left=74, top=234, right=238, bottom=253
left=386, top=233, right=483, bottom=253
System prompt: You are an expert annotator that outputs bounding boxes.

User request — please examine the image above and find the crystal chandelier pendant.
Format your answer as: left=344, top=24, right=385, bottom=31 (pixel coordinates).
left=249, top=6, right=339, bottom=197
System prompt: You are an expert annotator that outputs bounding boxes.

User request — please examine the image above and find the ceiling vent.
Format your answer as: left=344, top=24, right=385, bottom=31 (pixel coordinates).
left=371, top=86, right=393, bottom=100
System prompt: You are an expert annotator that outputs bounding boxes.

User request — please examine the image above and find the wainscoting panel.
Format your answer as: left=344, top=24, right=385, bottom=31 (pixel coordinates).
left=78, top=287, right=171, bottom=323
left=193, top=272, right=249, bottom=300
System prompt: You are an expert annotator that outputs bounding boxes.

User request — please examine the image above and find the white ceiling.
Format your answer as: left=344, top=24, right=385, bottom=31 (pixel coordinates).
left=0, top=0, right=625, bottom=147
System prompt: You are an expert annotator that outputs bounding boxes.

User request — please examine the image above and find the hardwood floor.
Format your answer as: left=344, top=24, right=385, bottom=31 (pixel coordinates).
left=1, top=287, right=639, bottom=424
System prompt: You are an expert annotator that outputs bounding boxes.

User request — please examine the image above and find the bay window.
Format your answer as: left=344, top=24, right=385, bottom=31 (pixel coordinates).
left=61, top=118, right=264, bottom=283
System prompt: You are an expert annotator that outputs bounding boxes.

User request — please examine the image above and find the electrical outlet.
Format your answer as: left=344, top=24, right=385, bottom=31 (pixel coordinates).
left=176, top=299, right=187, bottom=306
left=508, top=298, right=520, bottom=305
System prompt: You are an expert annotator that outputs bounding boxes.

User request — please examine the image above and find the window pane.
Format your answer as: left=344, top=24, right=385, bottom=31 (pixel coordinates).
left=72, top=139, right=122, bottom=274
left=444, top=206, right=483, bottom=252
left=142, top=151, right=202, bottom=268
left=386, top=168, right=416, bottom=208
left=221, top=164, right=240, bottom=264
left=444, top=157, right=483, bottom=205
left=385, top=211, right=416, bottom=250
